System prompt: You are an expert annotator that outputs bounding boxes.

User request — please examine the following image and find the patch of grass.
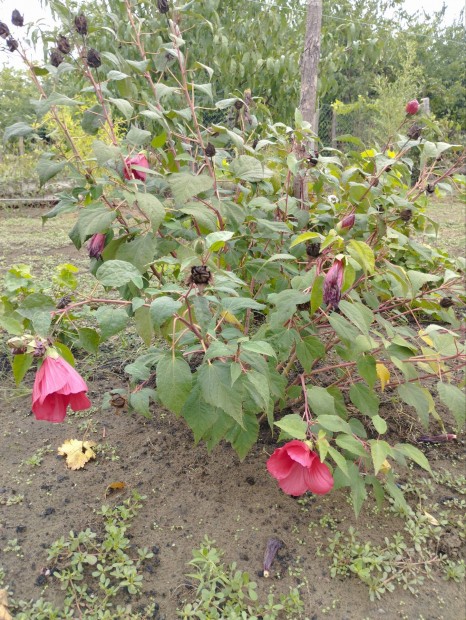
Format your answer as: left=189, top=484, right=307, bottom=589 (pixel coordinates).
left=422, top=197, right=465, bottom=258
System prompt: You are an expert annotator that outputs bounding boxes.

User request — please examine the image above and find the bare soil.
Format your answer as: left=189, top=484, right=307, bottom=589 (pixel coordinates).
left=0, top=204, right=465, bottom=620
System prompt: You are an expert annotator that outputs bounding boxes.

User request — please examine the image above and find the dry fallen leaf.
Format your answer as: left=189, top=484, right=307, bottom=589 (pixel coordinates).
left=0, top=589, right=12, bottom=620
left=58, top=439, right=96, bottom=470
left=424, top=510, right=440, bottom=526
left=105, top=481, right=126, bottom=497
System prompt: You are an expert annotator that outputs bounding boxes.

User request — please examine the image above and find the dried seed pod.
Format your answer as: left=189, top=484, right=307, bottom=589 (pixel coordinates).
left=56, top=294, right=72, bottom=309
left=426, top=183, right=435, bottom=194
left=74, top=13, right=88, bottom=35
left=307, top=153, right=318, bottom=167
left=32, top=341, right=46, bottom=358
left=11, top=9, right=24, bottom=27
left=306, top=241, right=321, bottom=258
left=399, top=209, right=412, bottom=222
left=157, top=0, right=170, bottom=13
left=87, top=48, right=101, bottom=68
left=417, top=434, right=456, bottom=443
left=11, top=346, right=27, bottom=355
left=57, top=35, right=71, bottom=54
left=205, top=143, right=216, bottom=158
left=263, top=538, right=284, bottom=578
left=6, top=36, right=18, bottom=52
left=407, top=123, right=422, bottom=140
left=439, top=297, right=454, bottom=308
left=370, top=177, right=380, bottom=187
left=189, top=265, right=212, bottom=287
left=110, top=393, right=127, bottom=408
left=50, top=48, right=64, bottom=67
left=0, top=21, right=11, bottom=38
left=234, top=99, right=244, bottom=110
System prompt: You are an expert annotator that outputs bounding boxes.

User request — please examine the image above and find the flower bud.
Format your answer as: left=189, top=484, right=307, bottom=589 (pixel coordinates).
left=205, top=142, right=216, bottom=158
left=157, top=0, right=170, bottom=13
left=87, top=48, right=101, bottom=68
left=11, top=10, right=24, bottom=27
left=74, top=14, right=88, bottom=35
left=57, top=35, right=71, bottom=54
left=323, top=259, right=344, bottom=309
left=439, top=297, right=454, bottom=308
left=339, top=213, right=355, bottom=230
left=50, top=49, right=64, bottom=68
left=6, top=36, right=18, bottom=52
left=0, top=21, right=10, bottom=38
left=88, top=233, right=106, bottom=259
left=405, top=99, right=420, bottom=115
left=306, top=241, right=321, bottom=258
left=407, top=123, right=422, bottom=140
left=400, top=209, right=412, bottom=222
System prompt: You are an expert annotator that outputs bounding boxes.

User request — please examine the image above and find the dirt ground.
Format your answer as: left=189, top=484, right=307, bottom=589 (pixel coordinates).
left=0, top=203, right=465, bottom=619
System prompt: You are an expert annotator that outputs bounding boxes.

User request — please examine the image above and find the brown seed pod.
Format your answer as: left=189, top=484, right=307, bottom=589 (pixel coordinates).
left=74, top=14, right=88, bottom=35
left=11, top=346, right=27, bottom=355
left=426, top=183, right=435, bottom=194
left=234, top=99, right=244, bottom=110
left=57, top=35, right=71, bottom=54
left=11, top=9, right=24, bottom=27
left=370, top=177, right=380, bottom=187
left=407, top=123, right=422, bottom=140
left=205, top=143, right=216, bottom=158
left=110, top=393, right=127, bottom=408
left=6, top=36, right=18, bottom=52
left=189, top=265, right=212, bottom=287
left=400, top=209, right=412, bottom=222
left=0, top=21, right=10, bottom=38
left=306, top=241, right=321, bottom=258
left=50, top=48, right=64, bottom=67
left=439, top=297, right=454, bottom=308
left=157, top=0, right=170, bottom=13
left=87, top=48, right=101, bottom=68
left=56, top=294, right=72, bottom=309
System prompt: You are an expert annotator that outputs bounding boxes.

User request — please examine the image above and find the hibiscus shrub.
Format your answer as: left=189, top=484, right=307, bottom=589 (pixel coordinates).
left=1, top=1, right=465, bottom=513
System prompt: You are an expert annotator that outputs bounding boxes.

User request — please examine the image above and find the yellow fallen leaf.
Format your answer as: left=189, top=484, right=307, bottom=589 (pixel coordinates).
left=220, top=310, right=244, bottom=330
left=0, top=589, right=12, bottom=620
left=105, top=481, right=126, bottom=497
left=58, top=439, right=96, bottom=470
left=424, top=511, right=440, bottom=526
left=380, top=459, right=391, bottom=475
left=376, top=363, right=390, bottom=391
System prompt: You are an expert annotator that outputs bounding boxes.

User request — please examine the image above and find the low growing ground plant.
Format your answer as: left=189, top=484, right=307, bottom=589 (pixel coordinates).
left=0, top=1, right=465, bottom=516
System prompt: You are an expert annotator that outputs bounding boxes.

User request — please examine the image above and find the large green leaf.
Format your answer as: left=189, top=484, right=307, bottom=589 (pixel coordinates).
left=81, top=105, right=106, bottom=135
left=12, top=354, right=34, bottom=386
left=437, top=381, right=465, bottom=429
left=349, top=383, right=379, bottom=417
left=307, top=386, right=336, bottom=417
left=150, top=297, right=182, bottom=328
left=95, top=307, right=129, bottom=340
left=156, top=353, right=192, bottom=415
left=369, top=440, right=392, bottom=475
left=197, top=363, right=243, bottom=426
left=397, top=383, right=430, bottom=428
left=69, top=205, right=116, bottom=247
left=168, top=172, right=214, bottom=204
left=96, top=260, right=144, bottom=289
left=36, top=156, right=65, bottom=186
left=230, top=155, right=273, bottom=181
left=134, top=193, right=165, bottom=232
left=274, top=414, right=307, bottom=440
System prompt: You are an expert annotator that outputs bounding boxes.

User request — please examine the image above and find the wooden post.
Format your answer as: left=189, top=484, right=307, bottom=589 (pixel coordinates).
left=331, top=107, right=337, bottom=148
left=421, top=97, right=430, bottom=115
left=299, top=0, right=323, bottom=130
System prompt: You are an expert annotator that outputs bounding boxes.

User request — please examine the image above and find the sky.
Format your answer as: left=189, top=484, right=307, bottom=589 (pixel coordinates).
left=0, top=0, right=464, bottom=69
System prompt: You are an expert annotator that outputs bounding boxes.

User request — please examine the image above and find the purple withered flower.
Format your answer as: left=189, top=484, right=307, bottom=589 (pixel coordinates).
left=323, top=259, right=344, bottom=309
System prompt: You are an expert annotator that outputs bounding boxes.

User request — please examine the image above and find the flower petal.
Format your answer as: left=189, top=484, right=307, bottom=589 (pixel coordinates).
left=304, top=458, right=334, bottom=495
left=33, top=393, right=69, bottom=422
left=68, top=392, right=91, bottom=412
left=267, top=446, right=294, bottom=480
left=285, top=440, right=313, bottom=467
left=277, top=462, right=310, bottom=496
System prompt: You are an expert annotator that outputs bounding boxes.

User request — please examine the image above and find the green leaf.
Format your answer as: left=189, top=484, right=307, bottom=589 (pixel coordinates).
left=371, top=415, right=388, bottom=434
left=437, top=382, right=465, bottom=429
left=168, top=172, right=214, bottom=204
left=4, top=122, right=34, bottom=142
left=328, top=313, right=360, bottom=343
left=81, top=105, right=106, bottom=135
left=357, top=354, right=377, bottom=388
left=335, top=434, right=367, bottom=458
left=221, top=297, right=265, bottom=314
left=134, top=306, right=153, bottom=346
left=181, top=385, right=221, bottom=443
left=92, top=140, right=120, bottom=166
left=126, top=59, right=149, bottom=73
left=290, top=232, right=322, bottom=248
left=116, top=234, right=157, bottom=272
left=241, top=340, right=276, bottom=359
left=197, top=363, right=243, bottom=426
left=133, top=193, right=165, bottom=232
left=397, top=383, right=430, bottom=428
left=226, top=413, right=259, bottom=460
left=70, top=205, right=116, bottom=247
left=394, top=443, right=432, bottom=473
left=310, top=275, right=324, bottom=315
left=130, top=388, right=154, bottom=418
left=156, top=353, right=192, bottom=415
left=205, top=230, right=234, bottom=251
left=316, top=415, right=352, bottom=435
left=96, top=260, right=144, bottom=289
left=347, top=461, right=367, bottom=517
left=230, top=155, right=274, bottom=182
left=348, top=240, right=375, bottom=274
left=78, top=327, right=100, bottom=354
left=0, top=315, right=24, bottom=335
left=295, top=336, right=325, bottom=373
left=126, top=125, right=152, bottom=146
left=349, top=383, right=379, bottom=417
left=339, top=300, right=374, bottom=335
left=107, top=70, right=129, bottom=81
left=109, top=97, right=134, bottom=120
left=54, top=342, right=75, bottom=367
left=327, top=445, right=349, bottom=480
left=274, top=414, right=307, bottom=440
left=95, top=307, right=129, bottom=340
left=36, top=156, right=65, bottom=187
left=12, top=354, right=34, bottom=385
left=307, top=386, right=336, bottom=417
left=150, top=297, right=182, bottom=328
left=369, top=440, right=392, bottom=475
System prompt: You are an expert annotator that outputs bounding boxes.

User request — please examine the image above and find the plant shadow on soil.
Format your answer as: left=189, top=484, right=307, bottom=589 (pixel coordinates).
left=0, top=205, right=465, bottom=619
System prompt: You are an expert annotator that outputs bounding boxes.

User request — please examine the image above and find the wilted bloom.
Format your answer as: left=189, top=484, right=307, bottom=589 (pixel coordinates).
left=267, top=440, right=333, bottom=496
left=57, top=35, right=71, bottom=54
left=123, top=153, right=150, bottom=182
left=205, top=142, right=216, bottom=158
left=11, top=10, right=24, bottom=27
left=263, top=538, right=284, bottom=577
left=0, top=21, right=10, bottom=38
left=86, top=48, right=101, bottom=68
left=32, top=355, right=91, bottom=423
left=6, top=36, right=18, bottom=52
left=405, top=99, right=420, bottom=115
left=50, top=49, right=64, bottom=68
left=88, top=233, right=106, bottom=259
left=157, top=0, right=170, bottom=13
left=323, top=258, right=344, bottom=309
left=407, top=123, right=422, bottom=140
left=74, top=13, right=88, bottom=35
left=339, top=213, right=355, bottom=230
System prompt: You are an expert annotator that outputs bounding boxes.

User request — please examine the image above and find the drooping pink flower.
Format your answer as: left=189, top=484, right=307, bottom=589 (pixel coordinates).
left=32, top=356, right=91, bottom=423
left=88, top=233, right=106, bottom=259
left=323, top=258, right=344, bottom=309
left=267, top=440, right=334, bottom=496
left=123, top=153, right=150, bottom=182
left=339, top=213, right=355, bottom=230
left=405, top=99, right=420, bottom=115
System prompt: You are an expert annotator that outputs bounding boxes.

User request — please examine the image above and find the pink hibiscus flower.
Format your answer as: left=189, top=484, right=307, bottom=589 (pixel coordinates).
left=323, top=258, right=344, bottom=309
left=88, top=233, right=106, bottom=259
left=405, top=99, right=420, bottom=115
left=123, top=153, right=150, bottom=182
left=267, top=440, right=334, bottom=496
left=32, top=356, right=91, bottom=423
